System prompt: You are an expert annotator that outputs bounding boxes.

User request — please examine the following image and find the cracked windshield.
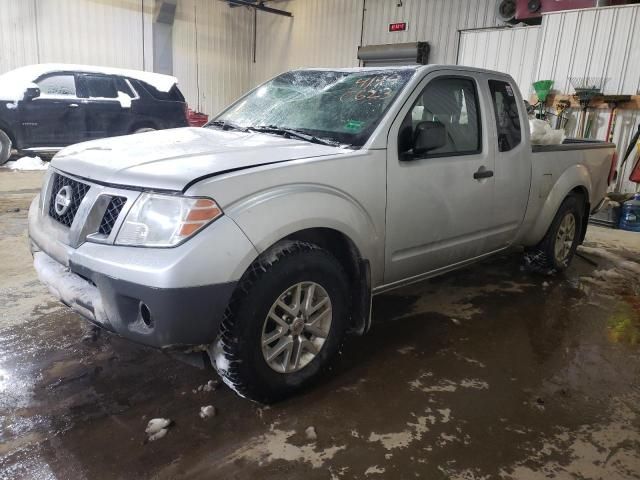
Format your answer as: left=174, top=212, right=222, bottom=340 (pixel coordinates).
left=210, top=69, right=415, bottom=147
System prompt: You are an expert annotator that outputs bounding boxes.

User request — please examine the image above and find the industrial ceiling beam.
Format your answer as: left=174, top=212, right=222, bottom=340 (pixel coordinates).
left=224, top=0, right=292, bottom=17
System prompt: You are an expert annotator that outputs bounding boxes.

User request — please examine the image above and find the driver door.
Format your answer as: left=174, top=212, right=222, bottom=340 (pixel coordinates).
left=20, top=73, right=86, bottom=147
left=384, top=72, right=498, bottom=285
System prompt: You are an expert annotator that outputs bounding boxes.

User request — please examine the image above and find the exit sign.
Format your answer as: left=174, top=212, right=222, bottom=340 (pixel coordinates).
left=389, top=22, right=408, bottom=32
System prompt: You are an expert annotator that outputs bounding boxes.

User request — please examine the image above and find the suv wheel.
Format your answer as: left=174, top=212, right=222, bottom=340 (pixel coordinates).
left=212, top=241, right=349, bottom=403
left=0, top=130, right=12, bottom=165
left=525, top=194, right=584, bottom=273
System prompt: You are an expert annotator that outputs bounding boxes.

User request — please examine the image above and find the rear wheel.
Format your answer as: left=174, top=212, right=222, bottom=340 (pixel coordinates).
left=212, top=241, right=349, bottom=403
left=525, top=194, right=584, bottom=273
left=0, top=130, right=12, bottom=166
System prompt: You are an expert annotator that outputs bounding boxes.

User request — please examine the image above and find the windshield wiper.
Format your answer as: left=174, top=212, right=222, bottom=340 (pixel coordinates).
left=207, top=120, right=248, bottom=132
left=247, top=125, right=342, bottom=147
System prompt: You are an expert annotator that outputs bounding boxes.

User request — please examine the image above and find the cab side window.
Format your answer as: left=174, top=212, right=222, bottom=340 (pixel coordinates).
left=36, top=74, right=77, bottom=97
left=398, top=77, right=481, bottom=157
left=489, top=80, right=521, bottom=152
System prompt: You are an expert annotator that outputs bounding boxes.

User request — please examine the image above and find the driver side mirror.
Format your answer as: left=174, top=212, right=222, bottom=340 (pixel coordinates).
left=24, top=86, right=41, bottom=101
left=413, top=121, right=447, bottom=155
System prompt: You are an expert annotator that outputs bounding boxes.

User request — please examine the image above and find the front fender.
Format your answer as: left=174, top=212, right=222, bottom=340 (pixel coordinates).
left=225, top=183, right=383, bottom=283
left=521, top=164, right=592, bottom=246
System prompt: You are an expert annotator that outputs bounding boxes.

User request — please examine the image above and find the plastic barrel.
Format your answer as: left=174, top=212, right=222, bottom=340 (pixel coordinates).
left=619, top=194, right=640, bottom=232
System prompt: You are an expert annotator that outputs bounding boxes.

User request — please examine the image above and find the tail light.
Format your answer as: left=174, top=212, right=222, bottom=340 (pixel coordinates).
left=608, top=151, right=618, bottom=186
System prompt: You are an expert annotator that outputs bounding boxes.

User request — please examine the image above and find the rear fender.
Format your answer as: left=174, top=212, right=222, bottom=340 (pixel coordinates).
left=522, top=164, right=592, bottom=246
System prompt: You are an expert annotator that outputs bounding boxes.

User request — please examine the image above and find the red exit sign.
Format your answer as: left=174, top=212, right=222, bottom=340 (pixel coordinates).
left=389, top=22, right=408, bottom=32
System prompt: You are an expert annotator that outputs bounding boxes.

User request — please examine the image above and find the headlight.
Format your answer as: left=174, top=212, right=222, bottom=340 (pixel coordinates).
left=115, top=193, right=222, bottom=247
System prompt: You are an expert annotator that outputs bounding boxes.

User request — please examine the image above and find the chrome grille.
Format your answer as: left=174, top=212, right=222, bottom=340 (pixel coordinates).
left=48, top=173, right=90, bottom=227
left=98, top=196, right=127, bottom=235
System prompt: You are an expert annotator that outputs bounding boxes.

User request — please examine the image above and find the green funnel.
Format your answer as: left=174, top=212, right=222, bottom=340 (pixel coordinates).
left=533, top=80, right=554, bottom=102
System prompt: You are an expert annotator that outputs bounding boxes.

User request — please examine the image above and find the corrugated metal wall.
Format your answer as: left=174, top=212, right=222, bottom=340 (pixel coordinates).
left=0, top=1, right=39, bottom=73
left=535, top=4, right=640, bottom=95
left=252, top=0, right=364, bottom=86
left=173, top=0, right=254, bottom=116
left=535, top=5, right=640, bottom=192
left=457, top=26, right=541, bottom=95
left=250, top=0, right=503, bottom=85
left=361, top=0, right=503, bottom=64
left=0, top=0, right=151, bottom=74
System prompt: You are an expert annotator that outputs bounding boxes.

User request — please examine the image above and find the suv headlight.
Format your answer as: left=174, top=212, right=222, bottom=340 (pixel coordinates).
left=115, top=193, right=222, bottom=247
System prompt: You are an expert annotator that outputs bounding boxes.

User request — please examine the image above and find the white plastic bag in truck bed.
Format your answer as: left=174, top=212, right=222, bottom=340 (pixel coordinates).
left=529, top=119, right=566, bottom=145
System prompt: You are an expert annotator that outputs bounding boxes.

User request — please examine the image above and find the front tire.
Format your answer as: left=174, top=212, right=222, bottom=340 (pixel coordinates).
left=0, top=130, right=12, bottom=165
left=525, top=194, right=585, bottom=273
left=212, top=241, right=349, bottom=403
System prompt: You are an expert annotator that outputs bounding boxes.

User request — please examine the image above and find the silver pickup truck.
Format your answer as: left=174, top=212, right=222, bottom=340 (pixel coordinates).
left=29, top=66, right=615, bottom=402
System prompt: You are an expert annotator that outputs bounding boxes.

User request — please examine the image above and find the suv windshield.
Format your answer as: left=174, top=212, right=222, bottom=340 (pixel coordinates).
left=210, top=69, right=416, bottom=148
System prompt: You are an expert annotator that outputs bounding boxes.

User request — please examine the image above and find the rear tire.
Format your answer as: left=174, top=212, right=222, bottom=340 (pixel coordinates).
left=212, top=241, right=349, bottom=403
left=0, top=130, right=12, bottom=166
left=525, top=194, right=585, bottom=273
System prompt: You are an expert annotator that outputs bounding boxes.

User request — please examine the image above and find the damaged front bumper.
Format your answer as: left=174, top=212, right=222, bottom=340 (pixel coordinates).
left=32, top=248, right=237, bottom=349
left=28, top=174, right=259, bottom=350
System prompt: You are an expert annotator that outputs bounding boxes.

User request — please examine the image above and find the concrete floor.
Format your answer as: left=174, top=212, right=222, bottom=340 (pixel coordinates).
left=1, top=168, right=639, bottom=480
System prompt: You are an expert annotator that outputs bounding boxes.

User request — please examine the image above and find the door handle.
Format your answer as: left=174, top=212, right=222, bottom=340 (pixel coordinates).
left=69, top=103, right=79, bottom=108
left=473, top=167, right=494, bottom=180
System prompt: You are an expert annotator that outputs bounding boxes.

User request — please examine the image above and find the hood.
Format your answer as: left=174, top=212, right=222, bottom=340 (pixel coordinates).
left=52, top=127, right=345, bottom=191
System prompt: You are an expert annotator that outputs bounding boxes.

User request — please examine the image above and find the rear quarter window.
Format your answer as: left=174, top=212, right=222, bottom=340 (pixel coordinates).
left=136, top=81, right=184, bottom=102
left=489, top=79, right=521, bottom=152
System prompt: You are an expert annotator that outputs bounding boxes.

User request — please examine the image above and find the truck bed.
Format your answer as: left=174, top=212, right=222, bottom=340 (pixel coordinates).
left=532, top=138, right=615, bottom=153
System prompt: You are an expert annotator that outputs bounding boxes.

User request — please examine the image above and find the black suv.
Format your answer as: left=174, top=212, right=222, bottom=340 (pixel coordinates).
left=0, top=64, right=189, bottom=164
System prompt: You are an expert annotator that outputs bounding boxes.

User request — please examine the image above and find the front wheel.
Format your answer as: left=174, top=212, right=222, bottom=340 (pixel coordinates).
left=525, top=194, right=585, bottom=273
left=212, top=241, right=349, bottom=403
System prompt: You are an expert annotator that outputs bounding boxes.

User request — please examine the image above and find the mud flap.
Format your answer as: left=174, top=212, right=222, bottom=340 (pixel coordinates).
left=349, top=259, right=372, bottom=336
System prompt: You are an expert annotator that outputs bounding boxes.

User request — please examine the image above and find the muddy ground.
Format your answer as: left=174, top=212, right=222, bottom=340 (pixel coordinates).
left=1, top=168, right=639, bottom=480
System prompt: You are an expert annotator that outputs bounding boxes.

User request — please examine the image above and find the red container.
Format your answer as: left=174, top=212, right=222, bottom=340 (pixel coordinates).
left=187, top=109, right=209, bottom=127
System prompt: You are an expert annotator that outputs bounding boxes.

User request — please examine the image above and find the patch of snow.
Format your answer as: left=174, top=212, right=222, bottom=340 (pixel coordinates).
left=225, top=425, right=345, bottom=469
left=579, top=246, right=640, bottom=276
left=199, top=405, right=216, bottom=419
left=145, top=418, right=171, bottom=442
left=459, top=379, right=489, bottom=390
left=397, top=345, right=415, bottom=355
left=368, top=413, right=434, bottom=451
left=117, top=91, right=132, bottom=109
left=210, top=339, right=230, bottom=373
left=410, top=375, right=489, bottom=393
left=5, top=156, right=48, bottom=170
left=203, top=379, right=219, bottom=392
left=305, top=426, right=317, bottom=441
left=33, top=252, right=108, bottom=325
left=364, top=466, right=385, bottom=475
left=0, top=63, right=178, bottom=101
left=145, top=418, right=170, bottom=435
left=148, top=428, right=168, bottom=442
left=453, top=353, right=486, bottom=368
left=208, top=338, right=246, bottom=399
left=438, top=408, right=452, bottom=423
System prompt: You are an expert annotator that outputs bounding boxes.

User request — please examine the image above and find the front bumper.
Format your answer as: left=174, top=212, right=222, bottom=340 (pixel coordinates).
left=32, top=249, right=237, bottom=349
left=28, top=171, right=259, bottom=349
